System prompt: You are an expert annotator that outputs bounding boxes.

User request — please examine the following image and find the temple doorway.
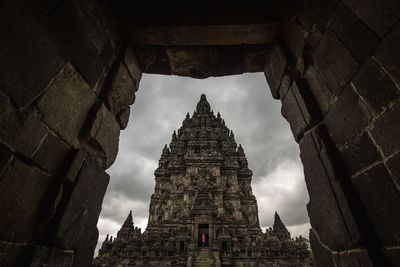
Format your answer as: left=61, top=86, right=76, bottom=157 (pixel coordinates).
left=198, top=224, right=209, bottom=248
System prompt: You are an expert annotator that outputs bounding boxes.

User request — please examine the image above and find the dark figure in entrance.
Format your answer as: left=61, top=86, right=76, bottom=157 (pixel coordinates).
left=201, top=233, right=206, bottom=248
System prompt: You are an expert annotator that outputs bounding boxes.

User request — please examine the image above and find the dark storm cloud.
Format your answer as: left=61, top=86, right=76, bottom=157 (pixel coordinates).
left=96, top=73, right=311, bottom=253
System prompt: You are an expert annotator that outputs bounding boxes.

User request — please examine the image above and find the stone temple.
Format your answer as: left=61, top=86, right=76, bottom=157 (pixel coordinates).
left=93, top=94, right=313, bottom=267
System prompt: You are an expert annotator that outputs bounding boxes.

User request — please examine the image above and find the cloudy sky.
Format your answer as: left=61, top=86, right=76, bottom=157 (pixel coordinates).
left=96, top=72, right=310, bottom=253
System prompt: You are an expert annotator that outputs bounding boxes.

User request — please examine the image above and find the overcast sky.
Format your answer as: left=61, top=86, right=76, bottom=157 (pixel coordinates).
left=96, top=72, right=310, bottom=253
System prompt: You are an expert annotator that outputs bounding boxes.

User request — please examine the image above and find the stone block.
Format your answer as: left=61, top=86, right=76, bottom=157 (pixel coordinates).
left=30, top=245, right=74, bottom=267
left=87, top=105, right=120, bottom=168
left=37, top=64, right=97, bottom=147
left=386, top=152, right=400, bottom=188
left=54, top=160, right=109, bottom=266
left=166, top=47, right=217, bottom=78
left=0, top=2, right=65, bottom=108
left=295, top=0, right=341, bottom=32
left=352, top=59, right=400, bottom=116
left=300, top=128, right=360, bottom=250
left=0, top=94, right=47, bottom=158
left=117, top=107, right=130, bottom=130
left=278, top=75, right=292, bottom=100
left=0, top=142, right=13, bottom=174
left=124, top=47, right=143, bottom=88
left=330, top=4, right=380, bottom=61
left=134, top=46, right=171, bottom=75
left=338, top=131, right=381, bottom=176
left=32, top=132, right=71, bottom=175
left=343, top=0, right=400, bottom=38
left=314, top=31, right=359, bottom=96
left=373, top=22, right=400, bottom=86
left=72, top=0, right=110, bottom=56
left=244, top=49, right=268, bottom=73
left=352, top=163, right=400, bottom=245
left=304, top=65, right=334, bottom=115
left=0, top=240, right=26, bottom=266
left=334, top=249, right=373, bottom=267
left=0, top=159, right=53, bottom=242
left=264, top=43, right=287, bottom=99
left=324, top=86, right=371, bottom=146
left=309, top=230, right=336, bottom=267
left=384, top=247, right=400, bottom=267
left=281, top=18, right=306, bottom=60
left=281, top=80, right=320, bottom=141
left=106, top=62, right=136, bottom=115
left=65, top=149, right=85, bottom=183
left=46, top=0, right=104, bottom=87
left=371, top=102, right=400, bottom=156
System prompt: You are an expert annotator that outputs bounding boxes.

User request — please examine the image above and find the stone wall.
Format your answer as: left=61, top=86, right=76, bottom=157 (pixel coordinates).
left=263, top=1, right=400, bottom=266
left=0, top=1, right=142, bottom=266
left=0, top=1, right=399, bottom=266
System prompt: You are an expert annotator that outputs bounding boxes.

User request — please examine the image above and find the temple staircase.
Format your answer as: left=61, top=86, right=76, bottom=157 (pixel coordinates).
left=192, top=249, right=215, bottom=267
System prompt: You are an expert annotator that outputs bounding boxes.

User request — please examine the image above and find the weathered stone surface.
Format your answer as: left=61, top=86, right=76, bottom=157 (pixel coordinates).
left=371, top=102, right=400, bottom=156
left=334, top=249, right=373, bottom=267
left=281, top=18, right=306, bottom=61
left=352, top=164, right=400, bottom=245
left=124, top=46, right=142, bottom=88
left=304, top=65, right=334, bottom=115
left=166, top=47, right=217, bottom=78
left=32, top=132, right=71, bottom=175
left=65, top=149, right=85, bottom=183
left=324, top=86, right=371, bottom=146
left=54, top=160, right=109, bottom=267
left=384, top=247, right=400, bottom=267
left=264, top=43, right=287, bottom=99
left=314, top=31, right=359, bottom=96
left=134, top=47, right=171, bottom=75
left=300, top=128, right=360, bottom=250
left=281, top=80, right=320, bottom=141
left=0, top=159, right=53, bottom=242
left=0, top=94, right=47, bottom=158
left=373, top=22, right=400, bottom=86
left=117, top=107, right=130, bottom=130
left=0, top=241, right=27, bottom=267
left=330, top=4, right=380, bottom=62
left=244, top=49, right=268, bottom=72
left=37, top=64, right=97, bottom=147
left=352, top=59, right=400, bottom=116
left=94, top=95, right=313, bottom=267
left=343, top=0, right=400, bottom=37
left=338, top=131, right=381, bottom=176
left=0, top=2, right=65, bottom=108
left=106, top=62, right=136, bottom=114
left=72, top=0, right=110, bottom=57
left=30, top=245, right=74, bottom=267
left=0, top=142, right=13, bottom=174
left=46, top=0, right=104, bottom=87
left=87, top=105, right=120, bottom=168
left=281, top=87, right=306, bottom=141
left=278, top=75, right=291, bottom=100
left=386, top=152, right=400, bottom=189
left=309, top=230, right=335, bottom=267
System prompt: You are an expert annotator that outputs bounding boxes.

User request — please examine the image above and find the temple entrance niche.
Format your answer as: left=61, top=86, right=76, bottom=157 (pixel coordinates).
left=197, top=224, right=210, bottom=248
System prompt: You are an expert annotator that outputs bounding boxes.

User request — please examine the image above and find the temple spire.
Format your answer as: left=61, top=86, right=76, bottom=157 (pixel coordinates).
left=172, top=131, right=177, bottom=141
left=195, top=94, right=211, bottom=115
left=273, top=211, right=290, bottom=240
left=123, top=210, right=133, bottom=228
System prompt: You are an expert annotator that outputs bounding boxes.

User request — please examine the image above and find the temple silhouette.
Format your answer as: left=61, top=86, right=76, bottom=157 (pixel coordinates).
left=94, top=95, right=312, bottom=266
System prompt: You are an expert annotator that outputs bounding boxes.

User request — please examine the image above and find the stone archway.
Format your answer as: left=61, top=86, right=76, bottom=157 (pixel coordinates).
left=0, top=1, right=399, bottom=266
